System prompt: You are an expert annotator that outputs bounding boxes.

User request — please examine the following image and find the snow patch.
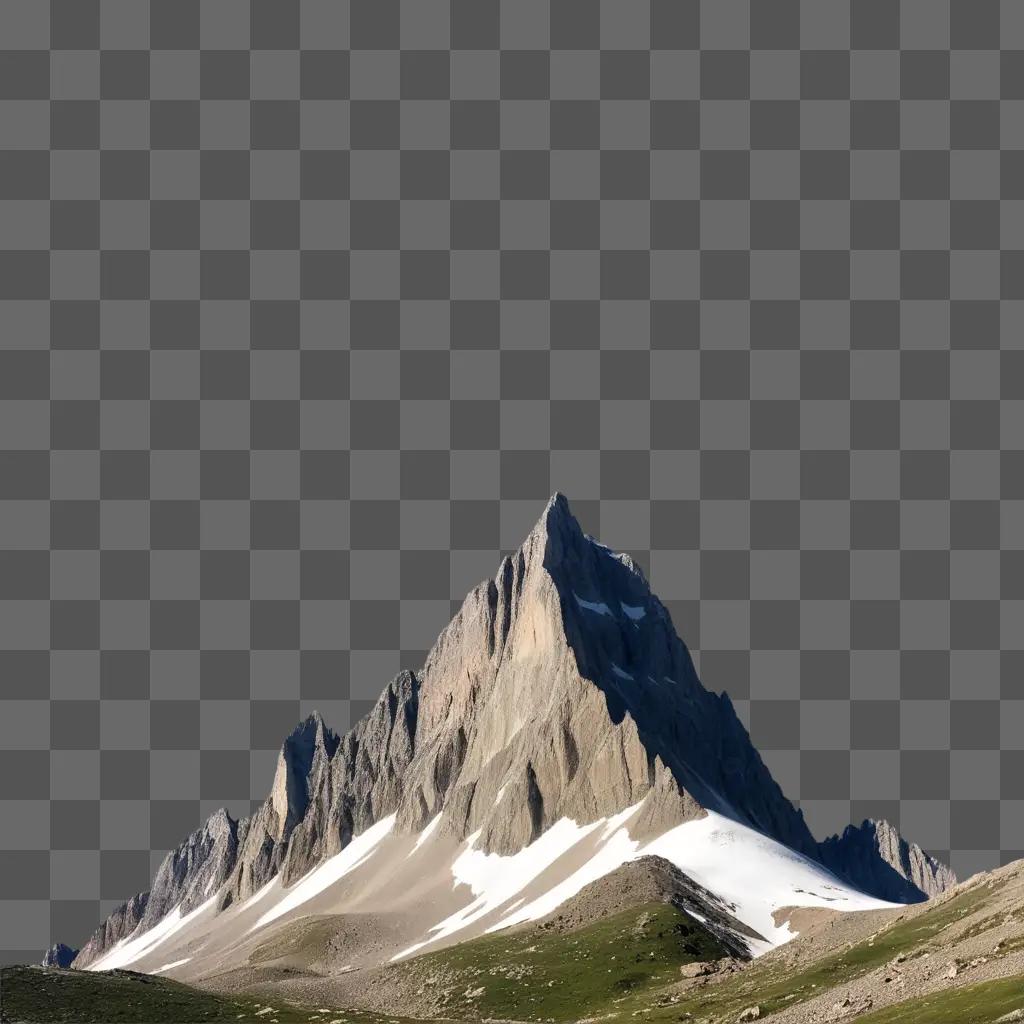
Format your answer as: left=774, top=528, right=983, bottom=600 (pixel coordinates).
left=599, top=800, right=644, bottom=840
left=620, top=602, right=645, bottom=620
left=391, top=816, right=606, bottom=960
left=152, top=957, right=191, bottom=974
left=493, top=823, right=638, bottom=932
left=573, top=593, right=612, bottom=616
left=641, top=812, right=899, bottom=952
left=611, top=663, right=634, bottom=681
left=410, top=814, right=443, bottom=855
left=86, top=896, right=217, bottom=972
left=241, top=876, right=278, bottom=910
left=494, top=784, right=507, bottom=806
left=254, top=814, right=397, bottom=931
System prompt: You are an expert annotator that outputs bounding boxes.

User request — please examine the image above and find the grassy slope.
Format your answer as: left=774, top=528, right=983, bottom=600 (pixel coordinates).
left=391, top=875, right=1021, bottom=1023
left=629, top=876, right=1013, bottom=1022
left=856, top=975, right=1024, bottom=1023
left=0, top=966, right=435, bottom=1024
left=0, top=966, right=303, bottom=1023
left=395, top=900, right=730, bottom=1021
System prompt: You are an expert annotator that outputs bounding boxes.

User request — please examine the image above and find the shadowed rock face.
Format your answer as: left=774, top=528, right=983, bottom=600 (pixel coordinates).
left=63, top=494, right=956, bottom=967
left=536, top=854, right=764, bottom=959
left=818, top=819, right=957, bottom=903
left=41, top=943, right=77, bottom=969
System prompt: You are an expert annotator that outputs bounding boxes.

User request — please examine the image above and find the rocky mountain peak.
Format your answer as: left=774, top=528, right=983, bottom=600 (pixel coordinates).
left=40, top=943, right=77, bottom=969
left=818, top=818, right=957, bottom=903
left=270, top=712, right=341, bottom=842
left=64, top=494, right=957, bottom=969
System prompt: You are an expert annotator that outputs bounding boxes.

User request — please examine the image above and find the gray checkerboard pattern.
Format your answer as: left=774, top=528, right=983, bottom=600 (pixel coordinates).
left=0, top=0, right=1022, bottom=964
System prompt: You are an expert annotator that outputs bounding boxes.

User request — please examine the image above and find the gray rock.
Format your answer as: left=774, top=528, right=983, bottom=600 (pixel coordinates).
left=387, top=493, right=821, bottom=859
left=72, top=892, right=148, bottom=969
left=40, top=943, right=77, bottom=969
left=818, top=818, right=957, bottom=903
left=73, top=808, right=241, bottom=969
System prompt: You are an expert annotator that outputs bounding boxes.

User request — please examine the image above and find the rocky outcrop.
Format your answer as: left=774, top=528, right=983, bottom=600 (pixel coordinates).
left=72, top=809, right=242, bottom=969
left=218, top=711, right=339, bottom=907
left=141, top=807, right=241, bottom=928
left=219, top=678, right=418, bottom=907
left=72, top=892, right=148, bottom=969
left=40, top=943, right=77, bottom=969
left=535, top=854, right=762, bottom=959
left=818, top=819, right=957, bottom=903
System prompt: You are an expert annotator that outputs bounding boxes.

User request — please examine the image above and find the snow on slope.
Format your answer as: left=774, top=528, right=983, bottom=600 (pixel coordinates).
left=152, top=957, right=191, bottom=974
left=392, top=815, right=610, bottom=960
left=90, top=808, right=898, bottom=975
left=86, top=896, right=217, bottom=972
left=641, top=812, right=896, bottom=949
left=395, top=806, right=898, bottom=960
left=410, top=813, right=442, bottom=855
left=253, top=814, right=397, bottom=931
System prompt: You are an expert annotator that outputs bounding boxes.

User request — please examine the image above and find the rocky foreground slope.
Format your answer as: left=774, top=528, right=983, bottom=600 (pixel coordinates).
left=302, top=859, right=1023, bottom=1024
left=65, top=495, right=954, bottom=974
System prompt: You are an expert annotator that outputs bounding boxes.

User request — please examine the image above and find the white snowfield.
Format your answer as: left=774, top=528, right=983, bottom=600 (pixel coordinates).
left=394, top=804, right=898, bottom=960
left=253, top=813, right=397, bottom=931
left=87, top=801, right=898, bottom=977
left=86, top=895, right=217, bottom=972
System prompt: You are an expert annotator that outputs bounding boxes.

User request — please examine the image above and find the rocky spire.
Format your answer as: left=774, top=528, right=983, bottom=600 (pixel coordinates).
left=818, top=818, right=957, bottom=902
left=41, top=943, right=77, bottom=969
left=72, top=892, right=149, bottom=969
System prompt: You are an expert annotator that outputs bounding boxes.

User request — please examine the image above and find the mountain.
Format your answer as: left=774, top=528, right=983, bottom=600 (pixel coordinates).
left=63, top=494, right=954, bottom=980
left=40, top=943, right=77, bottom=969
left=818, top=818, right=957, bottom=903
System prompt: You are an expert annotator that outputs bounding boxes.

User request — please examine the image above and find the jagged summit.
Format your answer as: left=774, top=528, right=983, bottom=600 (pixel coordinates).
left=66, top=493, right=955, bottom=970
left=819, top=818, right=957, bottom=903
left=40, top=943, right=77, bottom=969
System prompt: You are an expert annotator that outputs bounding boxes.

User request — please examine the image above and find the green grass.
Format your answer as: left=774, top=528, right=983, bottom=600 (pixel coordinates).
left=0, top=965, right=442, bottom=1024
left=0, top=965, right=307, bottom=1023
left=401, top=901, right=730, bottom=1021
left=855, top=974, right=1024, bottom=1023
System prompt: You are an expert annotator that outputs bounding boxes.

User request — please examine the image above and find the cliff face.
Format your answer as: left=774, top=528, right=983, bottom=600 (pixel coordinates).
left=818, top=819, right=958, bottom=903
left=383, top=493, right=819, bottom=859
left=41, top=943, right=77, bottom=969
left=64, top=494, right=955, bottom=968
left=73, top=892, right=148, bottom=968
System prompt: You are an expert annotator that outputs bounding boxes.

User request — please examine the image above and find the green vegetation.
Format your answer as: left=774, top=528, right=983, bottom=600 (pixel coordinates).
left=856, top=974, right=1024, bottom=1023
left=399, top=875, right=1016, bottom=1024
left=404, top=901, right=729, bottom=1021
left=630, top=876, right=1012, bottom=1022
left=0, top=965, right=306, bottom=1023
left=0, top=966, right=436, bottom=1024
left=249, top=915, right=341, bottom=966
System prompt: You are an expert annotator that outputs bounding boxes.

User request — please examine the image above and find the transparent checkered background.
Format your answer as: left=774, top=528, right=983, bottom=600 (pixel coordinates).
left=1, top=0, right=1023, bottom=964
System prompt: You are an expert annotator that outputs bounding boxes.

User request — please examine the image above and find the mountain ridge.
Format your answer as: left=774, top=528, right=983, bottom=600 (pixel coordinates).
left=67, top=493, right=954, bottom=970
